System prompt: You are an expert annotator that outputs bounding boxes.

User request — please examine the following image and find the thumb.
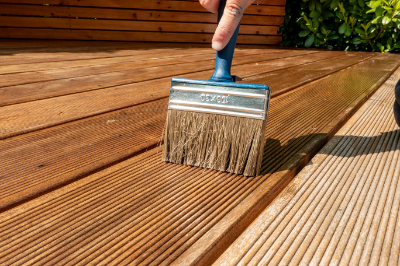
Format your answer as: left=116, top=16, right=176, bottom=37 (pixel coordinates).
left=212, top=0, right=250, bottom=51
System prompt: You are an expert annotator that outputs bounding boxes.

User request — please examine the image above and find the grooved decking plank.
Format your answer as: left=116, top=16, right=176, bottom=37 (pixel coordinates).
left=215, top=63, right=400, bottom=266
left=0, top=42, right=212, bottom=66
left=0, top=39, right=179, bottom=50
left=245, top=52, right=375, bottom=97
left=0, top=52, right=373, bottom=210
left=0, top=46, right=279, bottom=74
left=0, top=50, right=341, bottom=139
left=0, top=48, right=213, bottom=75
left=0, top=54, right=397, bottom=265
left=0, top=99, right=168, bottom=210
left=0, top=49, right=316, bottom=105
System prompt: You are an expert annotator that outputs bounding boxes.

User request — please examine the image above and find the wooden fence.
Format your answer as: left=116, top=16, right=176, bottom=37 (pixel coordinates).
left=0, top=0, right=285, bottom=45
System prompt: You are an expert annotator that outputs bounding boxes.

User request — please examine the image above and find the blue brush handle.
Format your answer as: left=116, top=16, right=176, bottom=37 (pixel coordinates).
left=209, top=0, right=241, bottom=83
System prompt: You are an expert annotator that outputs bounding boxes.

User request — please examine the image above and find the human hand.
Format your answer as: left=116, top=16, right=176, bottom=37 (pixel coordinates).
left=200, top=0, right=254, bottom=51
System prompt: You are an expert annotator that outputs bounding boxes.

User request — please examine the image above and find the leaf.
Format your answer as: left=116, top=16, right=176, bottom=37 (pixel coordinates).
left=339, top=22, right=347, bottom=34
left=310, top=10, right=320, bottom=18
left=345, top=24, right=352, bottom=36
left=314, top=37, right=321, bottom=46
left=375, top=5, right=384, bottom=16
left=316, top=1, right=322, bottom=12
left=338, top=2, right=346, bottom=13
left=299, top=30, right=311, bottom=37
left=352, top=37, right=362, bottom=44
left=330, top=0, right=340, bottom=9
left=355, top=27, right=365, bottom=34
left=368, top=0, right=382, bottom=8
left=323, top=11, right=334, bottom=18
left=328, top=34, right=340, bottom=40
left=382, top=16, right=392, bottom=24
left=387, top=37, right=393, bottom=46
left=358, top=0, right=365, bottom=7
left=309, top=0, right=316, bottom=11
left=394, top=41, right=400, bottom=48
left=371, top=16, right=382, bottom=24
left=336, top=11, right=345, bottom=20
left=313, top=18, right=320, bottom=29
left=305, top=34, right=315, bottom=47
left=300, top=23, right=309, bottom=30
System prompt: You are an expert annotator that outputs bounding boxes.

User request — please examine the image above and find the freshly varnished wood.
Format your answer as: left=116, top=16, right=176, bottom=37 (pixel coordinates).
left=0, top=40, right=399, bottom=266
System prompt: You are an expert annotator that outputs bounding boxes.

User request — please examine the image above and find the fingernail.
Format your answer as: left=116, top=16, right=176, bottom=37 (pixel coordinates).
left=212, top=41, right=223, bottom=51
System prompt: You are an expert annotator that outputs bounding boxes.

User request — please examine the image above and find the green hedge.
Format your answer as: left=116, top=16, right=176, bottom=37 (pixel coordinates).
left=279, top=0, right=400, bottom=52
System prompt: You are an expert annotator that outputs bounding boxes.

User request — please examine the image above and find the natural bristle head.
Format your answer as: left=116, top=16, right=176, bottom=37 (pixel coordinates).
left=163, top=110, right=267, bottom=176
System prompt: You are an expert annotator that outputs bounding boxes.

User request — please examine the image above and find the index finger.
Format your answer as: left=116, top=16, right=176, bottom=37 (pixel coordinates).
left=212, top=0, right=251, bottom=51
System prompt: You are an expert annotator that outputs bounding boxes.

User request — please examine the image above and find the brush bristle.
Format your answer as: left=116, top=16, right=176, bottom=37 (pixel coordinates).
left=162, top=110, right=267, bottom=176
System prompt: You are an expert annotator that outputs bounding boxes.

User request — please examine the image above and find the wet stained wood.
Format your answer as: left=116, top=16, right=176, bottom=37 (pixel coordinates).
left=0, top=47, right=366, bottom=209
left=1, top=40, right=399, bottom=265
left=3, top=50, right=343, bottom=139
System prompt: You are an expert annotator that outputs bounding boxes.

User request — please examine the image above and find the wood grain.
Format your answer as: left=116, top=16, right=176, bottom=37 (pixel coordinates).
left=0, top=17, right=281, bottom=36
left=0, top=0, right=285, bottom=15
left=0, top=28, right=283, bottom=44
left=215, top=65, right=400, bottom=266
left=1, top=51, right=343, bottom=139
left=0, top=0, right=285, bottom=43
left=0, top=48, right=397, bottom=266
left=0, top=4, right=284, bottom=25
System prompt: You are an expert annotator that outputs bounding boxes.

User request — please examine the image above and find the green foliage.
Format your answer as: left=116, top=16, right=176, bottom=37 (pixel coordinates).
left=278, top=0, right=400, bottom=52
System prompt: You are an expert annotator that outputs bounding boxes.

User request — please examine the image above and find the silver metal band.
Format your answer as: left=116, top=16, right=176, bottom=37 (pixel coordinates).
left=168, top=81, right=270, bottom=120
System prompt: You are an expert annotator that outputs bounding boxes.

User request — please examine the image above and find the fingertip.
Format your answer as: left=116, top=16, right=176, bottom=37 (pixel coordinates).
left=212, top=40, right=224, bottom=51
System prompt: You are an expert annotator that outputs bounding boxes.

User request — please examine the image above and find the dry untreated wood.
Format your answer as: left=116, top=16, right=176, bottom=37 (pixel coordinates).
left=0, top=0, right=285, bottom=15
left=0, top=0, right=285, bottom=43
left=0, top=17, right=281, bottom=36
left=0, top=4, right=284, bottom=26
left=215, top=66, right=400, bottom=266
left=0, top=28, right=283, bottom=44
left=0, top=53, right=397, bottom=266
left=1, top=51, right=343, bottom=138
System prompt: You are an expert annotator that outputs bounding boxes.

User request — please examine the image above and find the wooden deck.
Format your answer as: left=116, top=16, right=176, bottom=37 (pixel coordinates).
left=1, top=39, right=399, bottom=265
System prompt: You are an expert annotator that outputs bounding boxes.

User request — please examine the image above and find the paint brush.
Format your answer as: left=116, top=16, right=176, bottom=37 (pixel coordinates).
left=163, top=0, right=270, bottom=176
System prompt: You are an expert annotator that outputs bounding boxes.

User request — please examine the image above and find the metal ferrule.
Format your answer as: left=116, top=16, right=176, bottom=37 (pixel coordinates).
left=168, top=80, right=270, bottom=120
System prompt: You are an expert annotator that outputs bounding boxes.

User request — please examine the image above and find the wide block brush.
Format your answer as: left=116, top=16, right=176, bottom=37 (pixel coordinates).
left=162, top=0, right=270, bottom=176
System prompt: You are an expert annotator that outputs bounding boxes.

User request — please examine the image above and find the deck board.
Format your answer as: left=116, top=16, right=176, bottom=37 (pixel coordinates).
left=0, top=40, right=399, bottom=265
left=0, top=49, right=314, bottom=105
left=0, top=50, right=374, bottom=209
left=215, top=60, right=400, bottom=266
left=1, top=51, right=339, bottom=139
